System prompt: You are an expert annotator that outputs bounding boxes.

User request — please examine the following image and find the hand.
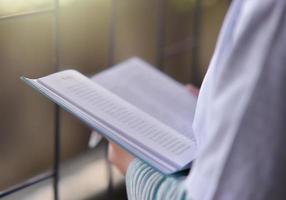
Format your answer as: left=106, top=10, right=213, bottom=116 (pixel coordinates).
left=108, top=141, right=134, bottom=175
left=186, top=84, right=200, bottom=97
left=108, top=83, right=199, bottom=175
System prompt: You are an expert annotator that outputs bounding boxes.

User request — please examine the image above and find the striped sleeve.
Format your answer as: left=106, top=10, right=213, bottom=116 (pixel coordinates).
left=125, top=159, right=190, bottom=200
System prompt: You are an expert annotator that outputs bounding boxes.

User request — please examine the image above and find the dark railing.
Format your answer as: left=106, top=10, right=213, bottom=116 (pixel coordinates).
left=0, top=0, right=61, bottom=198
left=0, top=0, right=205, bottom=198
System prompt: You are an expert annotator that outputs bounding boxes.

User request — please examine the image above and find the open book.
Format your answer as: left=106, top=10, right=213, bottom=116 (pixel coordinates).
left=21, top=57, right=197, bottom=174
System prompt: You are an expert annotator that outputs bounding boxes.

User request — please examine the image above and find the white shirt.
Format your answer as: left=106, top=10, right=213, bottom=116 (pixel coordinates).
left=185, top=0, right=286, bottom=199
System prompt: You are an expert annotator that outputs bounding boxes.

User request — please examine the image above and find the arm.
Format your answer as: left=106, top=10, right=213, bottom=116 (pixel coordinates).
left=108, top=84, right=199, bottom=200
left=126, top=159, right=189, bottom=200
left=108, top=142, right=189, bottom=200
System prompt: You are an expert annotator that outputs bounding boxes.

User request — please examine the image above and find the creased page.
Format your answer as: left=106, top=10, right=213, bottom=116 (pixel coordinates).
left=94, top=57, right=197, bottom=140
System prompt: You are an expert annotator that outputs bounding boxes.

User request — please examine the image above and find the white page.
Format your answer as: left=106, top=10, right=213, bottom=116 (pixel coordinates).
left=38, top=70, right=196, bottom=169
left=94, top=57, right=197, bottom=140
left=25, top=78, right=174, bottom=172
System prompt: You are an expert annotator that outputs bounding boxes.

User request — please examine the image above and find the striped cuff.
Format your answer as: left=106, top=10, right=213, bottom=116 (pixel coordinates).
left=126, top=159, right=189, bottom=200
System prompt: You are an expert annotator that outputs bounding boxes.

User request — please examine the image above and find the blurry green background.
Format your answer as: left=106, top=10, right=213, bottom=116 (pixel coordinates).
left=0, top=0, right=228, bottom=198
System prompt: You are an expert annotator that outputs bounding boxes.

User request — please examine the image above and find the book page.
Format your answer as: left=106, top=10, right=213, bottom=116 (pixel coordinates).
left=94, top=58, right=197, bottom=140
left=38, top=70, right=196, bottom=169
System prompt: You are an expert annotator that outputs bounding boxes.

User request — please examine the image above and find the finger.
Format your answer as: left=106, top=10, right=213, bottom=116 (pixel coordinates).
left=186, top=84, right=200, bottom=96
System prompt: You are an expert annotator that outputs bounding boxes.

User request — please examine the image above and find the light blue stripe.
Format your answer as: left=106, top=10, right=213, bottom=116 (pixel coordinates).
left=126, top=159, right=190, bottom=200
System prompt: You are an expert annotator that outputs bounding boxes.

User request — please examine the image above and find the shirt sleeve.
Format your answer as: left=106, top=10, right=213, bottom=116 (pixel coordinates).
left=125, top=159, right=190, bottom=200
left=185, top=1, right=286, bottom=199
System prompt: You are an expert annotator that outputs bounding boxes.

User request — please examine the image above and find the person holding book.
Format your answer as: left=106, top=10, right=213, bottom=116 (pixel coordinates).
left=108, top=0, right=286, bottom=199
left=22, top=0, right=286, bottom=199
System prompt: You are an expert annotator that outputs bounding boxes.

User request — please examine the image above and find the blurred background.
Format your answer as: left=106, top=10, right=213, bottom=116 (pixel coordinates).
left=0, top=0, right=229, bottom=199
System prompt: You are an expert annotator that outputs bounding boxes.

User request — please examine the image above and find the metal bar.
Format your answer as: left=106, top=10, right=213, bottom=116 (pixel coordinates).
left=0, top=8, right=54, bottom=21
left=190, top=0, right=202, bottom=86
left=0, top=1, right=61, bottom=199
left=104, top=140, right=114, bottom=199
left=156, top=0, right=166, bottom=70
left=107, top=0, right=117, bottom=67
left=0, top=172, right=54, bottom=198
left=53, top=106, right=61, bottom=200
left=53, top=0, right=61, bottom=199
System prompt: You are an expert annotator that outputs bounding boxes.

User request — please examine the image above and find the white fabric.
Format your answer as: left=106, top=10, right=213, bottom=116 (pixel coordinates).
left=184, top=0, right=286, bottom=199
